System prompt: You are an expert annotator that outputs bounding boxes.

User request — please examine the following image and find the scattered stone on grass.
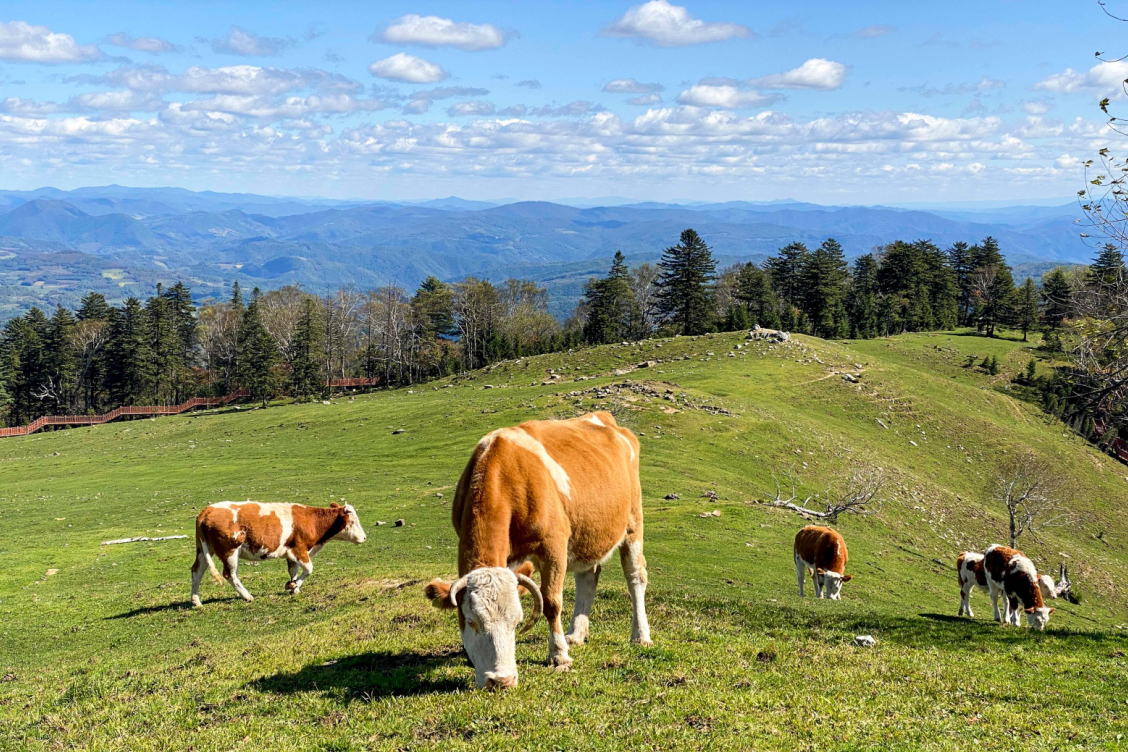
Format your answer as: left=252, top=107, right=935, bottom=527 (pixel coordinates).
left=394, top=519, right=405, bottom=527
left=854, top=635, right=877, bottom=648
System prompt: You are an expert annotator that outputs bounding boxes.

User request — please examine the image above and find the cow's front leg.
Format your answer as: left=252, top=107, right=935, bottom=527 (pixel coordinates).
left=539, top=557, right=572, bottom=670
left=989, top=582, right=1003, bottom=623
left=286, top=559, right=301, bottom=588
left=567, top=565, right=600, bottom=646
left=224, top=551, right=254, bottom=602
left=285, top=549, right=313, bottom=594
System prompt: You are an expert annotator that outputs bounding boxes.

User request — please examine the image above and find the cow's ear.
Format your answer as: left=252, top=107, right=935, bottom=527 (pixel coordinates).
left=329, top=502, right=341, bottom=509
left=514, top=562, right=536, bottom=595
left=424, top=579, right=456, bottom=609
left=841, top=574, right=853, bottom=583
left=816, top=568, right=827, bottom=575
left=1049, top=608, right=1056, bottom=614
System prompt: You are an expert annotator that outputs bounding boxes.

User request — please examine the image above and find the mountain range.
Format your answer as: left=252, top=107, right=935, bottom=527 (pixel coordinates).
left=0, top=185, right=1093, bottom=319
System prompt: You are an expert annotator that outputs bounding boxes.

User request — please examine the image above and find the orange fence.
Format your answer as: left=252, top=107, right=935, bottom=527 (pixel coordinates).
left=0, top=377, right=379, bottom=439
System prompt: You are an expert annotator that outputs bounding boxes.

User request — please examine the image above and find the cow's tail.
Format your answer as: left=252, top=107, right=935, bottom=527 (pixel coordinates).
left=955, top=553, right=966, bottom=585
left=196, top=521, right=224, bottom=584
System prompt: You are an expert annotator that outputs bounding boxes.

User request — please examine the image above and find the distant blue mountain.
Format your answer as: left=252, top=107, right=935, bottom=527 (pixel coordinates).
left=0, top=184, right=1095, bottom=320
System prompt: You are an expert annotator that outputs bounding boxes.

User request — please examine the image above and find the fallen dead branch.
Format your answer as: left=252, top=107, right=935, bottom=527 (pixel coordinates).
left=101, top=535, right=187, bottom=546
left=765, top=467, right=884, bottom=523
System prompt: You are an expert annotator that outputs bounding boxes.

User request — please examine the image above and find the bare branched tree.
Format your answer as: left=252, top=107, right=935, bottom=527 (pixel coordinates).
left=765, top=467, right=884, bottom=523
left=992, top=455, right=1075, bottom=548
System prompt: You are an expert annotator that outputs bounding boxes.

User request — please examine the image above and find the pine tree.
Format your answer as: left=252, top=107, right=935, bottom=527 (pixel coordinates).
left=947, top=241, right=974, bottom=325
left=238, top=296, right=280, bottom=407
left=800, top=239, right=849, bottom=338
left=1089, top=244, right=1125, bottom=287
left=161, top=282, right=197, bottom=364
left=656, top=229, right=717, bottom=336
left=847, top=254, right=880, bottom=338
left=764, top=243, right=810, bottom=307
left=42, top=305, right=78, bottom=413
left=0, top=313, right=46, bottom=424
left=145, top=295, right=183, bottom=403
left=412, top=276, right=457, bottom=339
left=734, top=263, right=780, bottom=329
left=584, top=251, right=636, bottom=343
left=77, top=292, right=114, bottom=322
left=1015, top=277, right=1040, bottom=342
left=724, top=304, right=751, bottom=332
left=106, top=298, right=156, bottom=405
left=968, top=237, right=1015, bottom=337
left=230, top=280, right=245, bottom=310
left=289, top=297, right=323, bottom=399
left=1041, top=268, right=1072, bottom=329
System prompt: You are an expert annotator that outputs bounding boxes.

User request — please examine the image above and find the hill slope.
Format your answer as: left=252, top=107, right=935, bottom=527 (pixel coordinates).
left=0, top=331, right=1125, bottom=750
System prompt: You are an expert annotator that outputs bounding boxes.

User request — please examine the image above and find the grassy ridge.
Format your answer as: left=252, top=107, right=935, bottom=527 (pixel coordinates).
left=1, top=329, right=1126, bottom=750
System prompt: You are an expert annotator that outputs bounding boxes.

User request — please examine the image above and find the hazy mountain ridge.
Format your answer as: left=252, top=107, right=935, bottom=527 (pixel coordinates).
left=0, top=185, right=1093, bottom=320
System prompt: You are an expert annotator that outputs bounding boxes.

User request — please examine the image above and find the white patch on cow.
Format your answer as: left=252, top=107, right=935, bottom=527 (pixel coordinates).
left=614, top=430, right=636, bottom=462
left=985, top=544, right=1002, bottom=555
left=1010, top=555, right=1038, bottom=581
left=1038, top=574, right=1056, bottom=600
left=505, top=428, right=571, bottom=498
left=587, top=414, right=606, bottom=427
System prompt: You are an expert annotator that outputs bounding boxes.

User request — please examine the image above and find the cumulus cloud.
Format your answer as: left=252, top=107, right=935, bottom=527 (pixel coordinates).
left=378, top=14, right=511, bottom=51
left=1022, top=100, right=1051, bottom=115
left=515, top=79, right=541, bottom=89
left=69, top=89, right=165, bottom=112
left=529, top=101, right=605, bottom=117
left=368, top=52, right=448, bottom=83
left=748, top=59, right=847, bottom=90
left=0, top=20, right=102, bottom=63
left=677, top=84, right=782, bottom=109
left=602, top=0, right=752, bottom=47
left=179, top=65, right=311, bottom=96
left=106, top=32, right=180, bottom=54
left=851, top=24, right=896, bottom=39
left=604, top=78, right=665, bottom=94
left=209, top=26, right=294, bottom=57
left=628, top=94, right=663, bottom=105
left=1036, top=61, right=1128, bottom=96
left=0, top=96, right=66, bottom=116
left=446, top=100, right=496, bottom=116
left=182, top=93, right=386, bottom=119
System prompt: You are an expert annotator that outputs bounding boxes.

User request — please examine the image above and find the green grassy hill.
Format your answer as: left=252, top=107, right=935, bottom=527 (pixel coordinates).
left=1, top=329, right=1126, bottom=751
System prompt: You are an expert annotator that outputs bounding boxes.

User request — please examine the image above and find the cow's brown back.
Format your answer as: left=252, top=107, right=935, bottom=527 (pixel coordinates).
left=794, top=525, right=848, bottom=574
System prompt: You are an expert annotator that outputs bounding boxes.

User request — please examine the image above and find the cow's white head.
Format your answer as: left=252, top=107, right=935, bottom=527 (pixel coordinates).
left=1025, top=606, right=1054, bottom=630
left=425, top=566, right=542, bottom=689
left=1037, top=574, right=1056, bottom=600
left=816, top=568, right=853, bottom=600
left=330, top=503, right=367, bottom=544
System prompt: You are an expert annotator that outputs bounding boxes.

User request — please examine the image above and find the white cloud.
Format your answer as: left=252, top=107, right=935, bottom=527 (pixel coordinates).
left=1036, top=61, right=1128, bottom=97
left=70, top=89, right=165, bottom=112
left=179, top=66, right=309, bottom=96
left=411, top=86, right=489, bottom=101
left=0, top=97, right=66, bottom=116
left=1022, top=101, right=1051, bottom=115
left=602, top=0, right=752, bottom=47
left=530, top=101, right=605, bottom=117
left=379, top=15, right=510, bottom=51
left=210, top=26, right=294, bottom=57
left=515, top=79, right=541, bottom=89
left=628, top=94, right=663, bottom=105
left=748, top=59, right=847, bottom=90
left=0, top=20, right=101, bottom=63
left=447, top=100, right=496, bottom=116
left=1055, top=154, right=1079, bottom=169
left=677, top=84, right=781, bottom=109
left=604, top=78, right=665, bottom=94
left=183, top=93, right=386, bottom=119
left=851, top=24, right=896, bottom=39
left=368, top=53, right=448, bottom=83
left=106, top=33, right=180, bottom=54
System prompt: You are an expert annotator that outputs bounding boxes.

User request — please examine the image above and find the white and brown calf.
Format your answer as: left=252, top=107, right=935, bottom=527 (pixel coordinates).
left=191, top=501, right=366, bottom=606
left=956, top=551, right=990, bottom=617
left=983, top=544, right=1055, bottom=630
left=794, top=525, right=853, bottom=600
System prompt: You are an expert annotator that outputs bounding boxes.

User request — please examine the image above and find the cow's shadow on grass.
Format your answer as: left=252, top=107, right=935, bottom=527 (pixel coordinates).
left=107, top=597, right=242, bottom=619
left=251, top=647, right=466, bottom=701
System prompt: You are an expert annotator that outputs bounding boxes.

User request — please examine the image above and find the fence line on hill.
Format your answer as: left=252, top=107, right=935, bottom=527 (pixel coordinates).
left=0, top=377, right=380, bottom=439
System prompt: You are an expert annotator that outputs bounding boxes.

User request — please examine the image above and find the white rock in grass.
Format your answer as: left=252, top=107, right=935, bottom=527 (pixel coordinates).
left=854, top=635, right=876, bottom=648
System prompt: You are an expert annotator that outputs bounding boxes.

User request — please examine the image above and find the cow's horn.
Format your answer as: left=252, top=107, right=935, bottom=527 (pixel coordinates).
left=448, top=575, right=470, bottom=608
left=516, top=573, right=543, bottom=634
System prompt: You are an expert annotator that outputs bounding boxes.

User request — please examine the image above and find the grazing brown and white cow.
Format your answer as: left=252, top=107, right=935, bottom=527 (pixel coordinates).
left=983, top=544, right=1054, bottom=629
left=1038, top=574, right=1058, bottom=601
left=956, top=551, right=990, bottom=617
left=191, top=501, right=366, bottom=606
left=424, top=412, right=650, bottom=690
left=794, top=525, right=853, bottom=600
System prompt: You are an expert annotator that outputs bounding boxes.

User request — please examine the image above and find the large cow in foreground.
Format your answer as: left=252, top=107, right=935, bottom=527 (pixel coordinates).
left=425, top=412, right=651, bottom=689
left=191, top=501, right=367, bottom=606
left=983, top=544, right=1054, bottom=629
left=794, top=525, right=853, bottom=599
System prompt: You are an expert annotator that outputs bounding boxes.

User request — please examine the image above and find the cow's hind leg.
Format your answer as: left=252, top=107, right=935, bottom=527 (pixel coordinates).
left=959, top=583, right=974, bottom=618
left=224, top=551, right=254, bottom=602
left=619, top=534, right=652, bottom=646
left=190, top=551, right=208, bottom=607
left=540, top=555, right=572, bottom=670
left=795, top=554, right=805, bottom=597
left=567, top=565, right=600, bottom=646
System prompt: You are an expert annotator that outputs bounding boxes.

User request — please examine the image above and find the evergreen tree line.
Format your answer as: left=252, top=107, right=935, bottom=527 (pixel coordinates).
left=577, top=229, right=1038, bottom=343
left=0, top=275, right=573, bottom=426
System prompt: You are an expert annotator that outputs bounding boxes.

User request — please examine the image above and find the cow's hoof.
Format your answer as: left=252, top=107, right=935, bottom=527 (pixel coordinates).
left=632, top=637, right=654, bottom=647
left=242, top=595, right=254, bottom=602
left=191, top=596, right=202, bottom=608
left=565, top=631, right=587, bottom=646
left=284, top=581, right=297, bottom=591
left=549, top=655, right=573, bottom=671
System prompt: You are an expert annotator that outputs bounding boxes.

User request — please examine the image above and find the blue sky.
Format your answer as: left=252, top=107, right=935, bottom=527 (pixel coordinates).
left=0, top=0, right=1124, bottom=203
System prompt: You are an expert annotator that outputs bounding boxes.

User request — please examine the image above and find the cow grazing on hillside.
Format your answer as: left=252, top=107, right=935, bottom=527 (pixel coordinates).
left=424, top=412, right=650, bottom=690
left=794, top=525, right=853, bottom=599
left=983, top=544, right=1054, bottom=629
left=191, top=501, right=366, bottom=606
left=1038, top=574, right=1057, bottom=601
left=956, top=551, right=989, bottom=617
